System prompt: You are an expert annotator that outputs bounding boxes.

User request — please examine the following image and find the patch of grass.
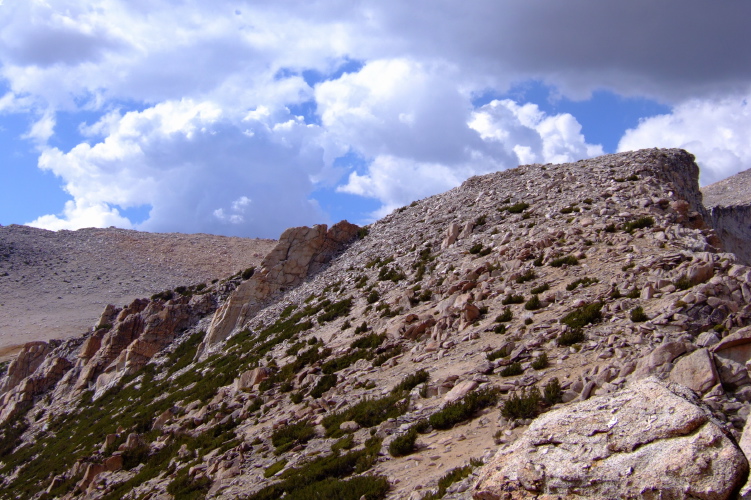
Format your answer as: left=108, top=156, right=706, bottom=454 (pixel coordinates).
left=351, top=333, right=386, bottom=350
left=378, top=266, right=406, bottom=282
left=624, top=216, right=654, bottom=234
left=626, top=288, right=640, bottom=299
left=323, top=395, right=409, bottom=438
left=630, top=306, right=648, bottom=322
left=530, top=283, right=549, bottom=295
left=318, top=297, right=353, bottom=324
left=354, top=322, right=369, bottom=334
left=428, top=387, right=499, bottom=430
left=549, top=255, right=579, bottom=267
left=167, top=468, right=211, bottom=499
left=421, top=458, right=484, bottom=500
left=331, top=434, right=355, bottom=452
left=310, top=374, right=338, bottom=399
left=674, top=275, right=693, bottom=290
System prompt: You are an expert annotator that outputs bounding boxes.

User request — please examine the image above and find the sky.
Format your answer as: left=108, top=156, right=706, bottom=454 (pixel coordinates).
left=0, top=1, right=750, bottom=239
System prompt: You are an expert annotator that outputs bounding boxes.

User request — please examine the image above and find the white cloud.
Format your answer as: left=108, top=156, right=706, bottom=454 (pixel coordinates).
left=28, top=200, right=133, bottom=231
left=29, top=99, right=327, bottom=238
left=618, top=95, right=751, bottom=185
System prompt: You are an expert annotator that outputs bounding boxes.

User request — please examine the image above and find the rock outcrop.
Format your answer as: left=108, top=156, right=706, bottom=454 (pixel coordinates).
left=703, top=167, right=751, bottom=266
left=202, top=221, right=359, bottom=351
left=473, top=378, right=748, bottom=499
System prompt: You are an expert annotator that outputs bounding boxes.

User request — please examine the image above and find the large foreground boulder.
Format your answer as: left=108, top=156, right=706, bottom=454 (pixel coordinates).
left=473, top=378, right=748, bottom=499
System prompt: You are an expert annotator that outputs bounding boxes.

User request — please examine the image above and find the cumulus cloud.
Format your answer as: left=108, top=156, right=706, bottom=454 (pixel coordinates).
left=29, top=99, right=327, bottom=238
left=618, top=95, right=751, bottom=185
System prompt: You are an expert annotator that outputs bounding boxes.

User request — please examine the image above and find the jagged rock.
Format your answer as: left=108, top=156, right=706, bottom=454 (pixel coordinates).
left=633, top=341, right=692, bottom=378
left=0, top=342, right=50, bottom=396
left=203, top=221, right=359, bottom=351
left=234, top=368, right=270, bottom=391
left=668, top=348, right=719, bottom=394
left=444, top=380, right=478, bottom=403
left=473, top=378, right=748, bottom=499
left=713, top=325, right=751, bottom=364
left=442, top=222, right=461, bottom=248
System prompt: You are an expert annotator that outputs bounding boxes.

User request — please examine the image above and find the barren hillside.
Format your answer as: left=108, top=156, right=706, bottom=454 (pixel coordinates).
left=0, top=226, right=275, bottom=357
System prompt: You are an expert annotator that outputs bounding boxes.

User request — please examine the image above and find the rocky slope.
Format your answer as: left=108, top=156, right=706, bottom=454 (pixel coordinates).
left=2, top=149, right=751, bottom=499
left=0, top=226, right=275, bottom=358
left=703, top=168, right=751, bottom=266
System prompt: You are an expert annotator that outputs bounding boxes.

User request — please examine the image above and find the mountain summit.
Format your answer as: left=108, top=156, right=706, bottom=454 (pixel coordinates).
left=2, top=148, right=751, bottom=499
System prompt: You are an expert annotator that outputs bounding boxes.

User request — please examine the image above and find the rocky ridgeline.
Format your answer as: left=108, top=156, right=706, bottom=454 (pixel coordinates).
left=1, top=149, right=751, bottom=499
left=0, top=226, right=275, bottom=354
left=703, top=169, right=751, bottom=267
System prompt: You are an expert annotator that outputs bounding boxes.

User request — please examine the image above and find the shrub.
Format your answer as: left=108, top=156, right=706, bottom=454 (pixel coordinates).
left=378, top=266, right=406, bottom=282
left=242, top=267, right=256, bottom=280
left=495, top=308, right=513, bottom=323
left=388, top=428, right=418, bottom=457
left=543, top=378, right=562, bottom=405
left=493, top=324, right=507, bottom=334
left=557, top=328, right=585, bottom=346
left=500, top=362, right=523, bottom=377
left=566, top=277, right=599, bottom=291
left=486, top=347, right=509, bottom=362
left=391, top=369, right=430, bottom=394
left=357, top=226, right=370, bottom=239
left=531, top=353, right=548, bottom=370
left=524, top=295, right=541, bottom=310
left=674, top=275, right=693, bottom=290
left=505, top=202, right=529, bottom=213
left=367, top=290, right=380, bottom=304
left=310, top=374, right=337, bottom=399
left=604, top=223, right=616, bottom=233
left=271, top=421, right=315, bottom=453
left=429, top=387, right=499, bottom=430
left=331, top=434, right=354, bottom=452
left=609, top=287, right=622, bottom=299
left=549, top=255, right=579, bottom=267
left=624, top=216, right=654, bottom=234
left=351, top=333, right=385, bottom=350
left=354, top=322, right=369, bottom=334
left=561, top=302, right=602, bottom=330
left=323, top=395, right=409, bottom=437
left=317, top=298, right=353, bottom=324
left=515, top=270, right=536, bottom=284
left=530, top=283, right=549, bottom=294
left=290, top=392, right=304, bottom=404
left=630, top=306, right=648, bottom=322
left=502, top=294, right=524, bottom=305
left=502, top=388, right=541, bottom=419
left=167, top=468, right=211, bottom=499
left=469, top=243, right=484, bottom=255
left=422, top=460, right=484, bottom=500
left=264, top=459, right=288, bottom=478
left=626, top=288, right=640, bottom=299
left=475, top=215, right=487, bottom=226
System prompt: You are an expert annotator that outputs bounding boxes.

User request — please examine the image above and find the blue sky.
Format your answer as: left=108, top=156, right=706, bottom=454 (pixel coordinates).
left=0, top=1, right=750, bottom=239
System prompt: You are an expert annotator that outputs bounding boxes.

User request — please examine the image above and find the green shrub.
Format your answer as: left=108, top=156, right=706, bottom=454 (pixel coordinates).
left=290, top=392, right=304, bottom=404
left=422, top=459, right=484, bottom=500
left=500, top=362, right=523, bottom=377
left=626, top=288, right=640, bottom=298
left=515, top=270, right=536, bottom=284
left=561, top=302, right=602, bottom=330
left=331, top=434, right=355, bottom=452
left=531, top=353, right=548, bottom=370
left=557, top=328, right=585, bottom=346
left=502, top=294, right=524, bottom=305
left=630, top=306, right=648, bottom=322
left=566, top=277, right=599, bottom=291
left=530, top=283, right=549, bottom=294
left=609, top=286, right=622, bottom=299
left=388, top=428, right=418, bottom=457
left=391, top=369, right=430, bottom=394
left=604, top=223, right=616, bottom=233
left=543, top=378, right=562, bottom=405
left=674, top=275, right=692, bottom=290
left=271, top=421, right=315, bottom=453
left=428, top=387, right=499, bottom=430
left=318, top=298, right=353, bottom=324
left=475, top=215, right=487, bottom=226
left=505, top=202, right=529, bottom=213
left=351, top=333, right=386, bottom=350
left=501, top=388, right=541, bottom=419
left=264, top=459, right=288, bottom=478
left=167, top=468, right=211, bottom=499
left=323, top=395, right=409, bottom=437
left=310, top=374, right=338, bottom=399
left=624, top=216, right=654, bottom=234
left=242, top=267, right=256, bottom=280
left=357, top=226, right=370, bottom=239
left=493, top=324, right=507, bottom=334
left=524, top=295, right=541, bottom=310
left=372, top=346, right=402, bottom=367
left=367, top=290, right=380, bottom=304
left=495, top=308, right=513, bottom=323
left=549, top=255, right=578, bottom=267
left=486, top=347, right=509, bottom=361
left=354, top=322, right=369, bottom=334
left=469, top=243, right=484, bottom=255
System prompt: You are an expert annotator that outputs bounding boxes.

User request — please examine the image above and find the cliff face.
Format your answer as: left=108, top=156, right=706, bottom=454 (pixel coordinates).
left=3, top=148, right=751, bottom=500
left=703, top=168, right=751, bottom=266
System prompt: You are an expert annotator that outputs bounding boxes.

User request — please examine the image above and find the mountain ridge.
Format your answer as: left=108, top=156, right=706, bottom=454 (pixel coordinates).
left=2, top=148, right=751, bottom=499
